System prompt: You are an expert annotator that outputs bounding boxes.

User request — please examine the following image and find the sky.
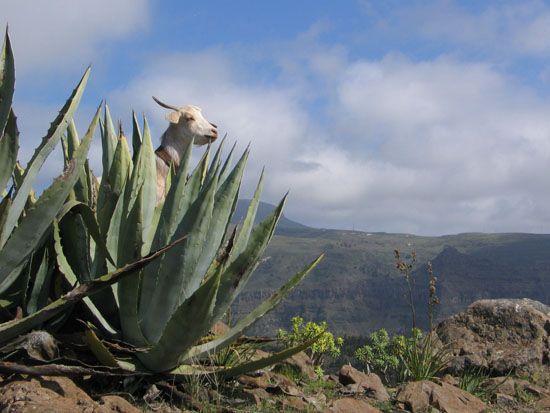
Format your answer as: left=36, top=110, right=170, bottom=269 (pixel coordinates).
left=4, top=0, right=550, bottom=235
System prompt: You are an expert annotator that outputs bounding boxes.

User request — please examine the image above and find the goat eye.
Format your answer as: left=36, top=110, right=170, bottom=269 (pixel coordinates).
left=185, top=115, right=195, bottom=122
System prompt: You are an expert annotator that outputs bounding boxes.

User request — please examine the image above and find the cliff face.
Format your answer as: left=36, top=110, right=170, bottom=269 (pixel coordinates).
left=230, top=216, right=550, bottom=336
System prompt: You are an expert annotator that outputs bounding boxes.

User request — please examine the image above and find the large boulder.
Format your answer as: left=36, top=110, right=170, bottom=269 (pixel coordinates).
left=436, top=298, right=550, bottom=375
left=395, top=380, right=487, bottom=413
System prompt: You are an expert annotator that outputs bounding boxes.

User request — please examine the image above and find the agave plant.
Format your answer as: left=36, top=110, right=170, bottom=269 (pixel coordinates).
left=0, top=30, right=323, bottom=374
left=55, top=107, right=323, bottom=372
left=0, top=30, right=99, bottom=314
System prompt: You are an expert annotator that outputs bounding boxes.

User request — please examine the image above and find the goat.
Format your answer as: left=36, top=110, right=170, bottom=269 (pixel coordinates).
left=152, top=96, right=218, bottom=201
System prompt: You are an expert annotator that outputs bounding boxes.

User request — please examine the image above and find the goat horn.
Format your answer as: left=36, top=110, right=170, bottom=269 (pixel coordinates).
left=152, top=96, right=179, bottom=111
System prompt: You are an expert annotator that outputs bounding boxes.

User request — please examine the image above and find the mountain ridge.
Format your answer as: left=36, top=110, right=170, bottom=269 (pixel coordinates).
left=230, top=201, right=550, bottom=336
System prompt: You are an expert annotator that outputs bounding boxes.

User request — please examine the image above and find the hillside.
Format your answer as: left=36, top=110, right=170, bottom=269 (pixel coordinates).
left=231, top=201, right=550, bottom=336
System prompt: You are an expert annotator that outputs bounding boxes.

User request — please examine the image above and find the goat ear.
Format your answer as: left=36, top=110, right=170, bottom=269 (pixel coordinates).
left=166, top=111, right=181, bottom=124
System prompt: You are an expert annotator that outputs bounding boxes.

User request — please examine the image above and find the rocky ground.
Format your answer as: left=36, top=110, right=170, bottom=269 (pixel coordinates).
left=0, top=298, right=548, bottom=412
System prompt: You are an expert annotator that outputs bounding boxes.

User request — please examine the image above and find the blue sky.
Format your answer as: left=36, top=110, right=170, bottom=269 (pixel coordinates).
left=5, top=0, right=550, bottom=235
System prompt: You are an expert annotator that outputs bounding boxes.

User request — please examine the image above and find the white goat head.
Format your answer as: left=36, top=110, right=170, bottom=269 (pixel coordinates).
left=153, top=96, right=218, bottom=146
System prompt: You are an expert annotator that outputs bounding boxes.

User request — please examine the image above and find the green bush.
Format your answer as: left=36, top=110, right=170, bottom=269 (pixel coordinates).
left=356, top=327, right=449, bottom=385
left=277, top=316, right=343, bottom=376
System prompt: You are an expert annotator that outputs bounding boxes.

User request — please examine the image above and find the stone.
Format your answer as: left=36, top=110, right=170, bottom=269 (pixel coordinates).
left=395, top=380, right=487, bottom=413
left=282, top=351, right=318, bottom=380
left=535, top=397, right=550, bottom=411
left=338, top=365, right=389, bottom=401
left=282, top=396, right=309, bottom=411
left=0, top=377, right=140, bottom=413
left=493, top=392, right=517, bottom=407
left=242, top=387, right=271, bottom=406
left=436, top=298, right=550, bottom=375
left=324, top=397, right=381, bottom=413
left=484, top=376, right=550, bottom=401
left=0, top=378, right=95, bottom=412
left=98, top=395, right=141, bottom=413
left=237, top=373, right=270, bottom=389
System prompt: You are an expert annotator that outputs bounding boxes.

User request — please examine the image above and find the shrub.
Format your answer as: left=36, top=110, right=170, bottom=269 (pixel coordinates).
left=356, top=327, right=449, bottom=385
left=277, top=316, right=343, bottom=376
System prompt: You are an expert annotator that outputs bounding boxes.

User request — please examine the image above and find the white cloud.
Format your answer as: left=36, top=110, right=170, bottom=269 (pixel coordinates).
left=7, top=2, right=550, bottom=236
left=108, top=47, right=550, bottom=235
left=0, top=0, right=149, bottom=73
left=407, top=0, right=550, bottom=58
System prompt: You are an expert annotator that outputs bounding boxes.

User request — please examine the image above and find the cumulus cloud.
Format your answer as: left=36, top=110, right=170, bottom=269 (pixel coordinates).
left=0, top=0, right=149, bottom=73
left=108, top=46, right=550, bottom=235
left=6, top=2, right=550, bottom=235
left=403, top=0, right=550, bottom=58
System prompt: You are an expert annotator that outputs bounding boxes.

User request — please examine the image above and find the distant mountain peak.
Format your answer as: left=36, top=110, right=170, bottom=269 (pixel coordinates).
left=232, top=199, right=310, bottom=231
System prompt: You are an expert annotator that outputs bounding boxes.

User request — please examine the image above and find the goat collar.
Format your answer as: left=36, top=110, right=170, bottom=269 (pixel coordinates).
left=155, top=146, right=180, bottom=169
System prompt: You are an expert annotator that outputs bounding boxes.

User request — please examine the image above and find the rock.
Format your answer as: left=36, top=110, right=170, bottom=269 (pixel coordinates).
left=0, top=378, right=96, bottom=412
left=440, top=374, right=458, bottom=386
left=210, top=320, right=230, bottom=336
left=282, top=396, right=309, bottom=411
left=437, top=298, right=550, bottom=375
left=485, top=376, right=550, bottom=398
left=0, top=377, right=139, bottom=412
left=242, top=387, right=271, bottom=406
left=395, top=380, right=487, bottom=413
left=282, top=351, right=318, bottom=380
left=98, top=395, right=141, bottom=413
left=536, top=397, right=550, bottom=411
left=269, top=372, right=301, bottom=396
left=324, top=397, right=381, bottom=413
left=237, top=373, right=270, bottom=389
left=493, top=392, right=517, bottom=407
left=338, top=365, right=389, bottom=401
left=0, top=330, right=59, bottom=361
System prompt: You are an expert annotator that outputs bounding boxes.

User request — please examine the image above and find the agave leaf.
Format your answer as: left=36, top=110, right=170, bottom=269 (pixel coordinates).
left=0, top=30, right=15, bottom=137
left=96, top=135, right=132, bottom=237
left=231, top=171, right=264, bottom=261
left=153, top=140, right=196, bottom=247
left=138, top=266, right=222, bottom=372
left=85, top=328, right=119, bottom=367
left=117, top=187, right=147, bottom=346
left=0, top=104, right=99, bottom=293
left=0, top=195, right=12, bottom=239
left=52, top=220, right=118, bottom=336
left=216, top=334, right=322, bottom=379
left=195, top=148, right=248, bottom=280
left=102, top=105, right=117, bottom=175
left=139, top=141, right=193, bottom=313
left=60, top=202, right=115, bottom=267
left=122, top=117, right=155, bottom=221
left=142, top=162, right=218, bottom=342
left=131, top=110, right=142, bottom=162
left=105, top=190, right=125, bottom=271
left=210, top=194, right=285, bottom=322
left=59, top=212, right=91, bottom=281
left=25, top=245, right=54, bottom=315
left=66, top=120, right=91, bottom=204
left=204, top=136, right=225, bottom=185
left=184, top=253, right=323, bottom=360
left=0, top=235, right=186, bottom=344
left=0, top=67, right=91, bottom=247
left=137, top=118, right=157, bottom=252
left=0, top=110, right=18, bottom=194
left=218, top=141, right=237, bottom=187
